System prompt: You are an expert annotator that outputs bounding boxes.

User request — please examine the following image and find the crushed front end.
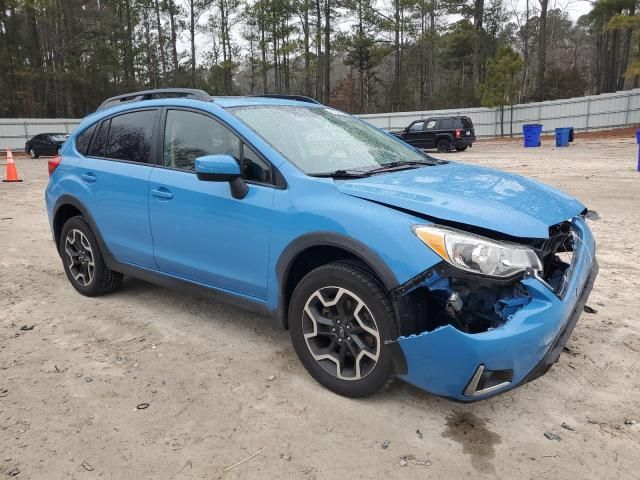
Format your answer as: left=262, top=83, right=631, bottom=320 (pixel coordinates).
left=390, top=215, right=597, bottom=401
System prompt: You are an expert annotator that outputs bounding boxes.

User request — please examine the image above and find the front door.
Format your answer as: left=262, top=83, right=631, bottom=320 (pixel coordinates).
left=43, top=135, right=57, bottom=155
left=403, top=121, right=426, bottom=147
left=34, top=135, right=48, bottom=156
left=148, top=108, right=275, bottom=300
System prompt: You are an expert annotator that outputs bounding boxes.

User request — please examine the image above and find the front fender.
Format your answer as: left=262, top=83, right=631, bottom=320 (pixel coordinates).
left=266, top=175, right=443, bottom=325
left=276, top=232, right=400, bottom=294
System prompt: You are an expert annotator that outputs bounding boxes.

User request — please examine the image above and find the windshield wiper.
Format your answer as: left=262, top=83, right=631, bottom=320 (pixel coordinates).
left=309, top=169, right=371, bottom=178
left=310, top=159, right=437, bottom=178
left=364, top=159, right=436, bottom=174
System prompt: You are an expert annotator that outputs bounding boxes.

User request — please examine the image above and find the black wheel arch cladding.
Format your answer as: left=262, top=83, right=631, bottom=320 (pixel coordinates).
left=53, top=195, right=112, bottom=259
left=275, top=232, right=400, bottom=329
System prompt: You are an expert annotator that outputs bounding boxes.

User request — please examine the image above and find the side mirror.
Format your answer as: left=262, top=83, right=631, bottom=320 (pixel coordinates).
left=195, top=154, right=248, bottom=199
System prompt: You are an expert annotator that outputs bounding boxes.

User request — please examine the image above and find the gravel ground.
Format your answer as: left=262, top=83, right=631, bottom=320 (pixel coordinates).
left=1, top=136, right=639, bottom=479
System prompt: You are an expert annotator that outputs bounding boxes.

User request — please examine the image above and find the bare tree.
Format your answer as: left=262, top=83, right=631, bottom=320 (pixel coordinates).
left=536, top=0, right=548, bottom=99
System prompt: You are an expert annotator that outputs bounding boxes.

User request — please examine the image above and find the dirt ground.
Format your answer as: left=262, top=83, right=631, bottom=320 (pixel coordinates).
left=1, top=135, right=639, bottom=480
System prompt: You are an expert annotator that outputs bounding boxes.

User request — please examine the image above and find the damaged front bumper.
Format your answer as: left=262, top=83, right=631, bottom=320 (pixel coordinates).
left=392, top=216, right=598, bottom=402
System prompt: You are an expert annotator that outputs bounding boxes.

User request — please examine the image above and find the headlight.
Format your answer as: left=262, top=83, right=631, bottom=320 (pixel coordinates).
left=413, top=225, right=543, bottom=278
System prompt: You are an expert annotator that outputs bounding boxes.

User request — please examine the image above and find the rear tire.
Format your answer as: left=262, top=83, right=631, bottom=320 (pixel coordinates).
left=289, top=262, right=398, bottom=397
left=455, top=146, right=468, bottom=152
left=437, top=138, right=451, bottom=153
left=59, top=216, right=123, bottom=297
left=29, top=148, right=38, bottom=159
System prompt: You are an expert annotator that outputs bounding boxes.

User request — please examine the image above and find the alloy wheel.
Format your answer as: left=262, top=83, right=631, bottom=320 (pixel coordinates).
left=29, top=148, right=36, bottom=159
left=64, top=229, right=95, bottom=287
left=302, top=286, right=381, bottom=380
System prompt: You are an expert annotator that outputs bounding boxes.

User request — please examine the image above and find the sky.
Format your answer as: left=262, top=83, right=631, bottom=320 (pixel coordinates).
left=515, top=0, right=594, bottom=20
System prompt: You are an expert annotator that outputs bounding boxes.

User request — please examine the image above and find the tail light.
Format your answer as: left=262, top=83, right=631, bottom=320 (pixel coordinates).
left=455, top=128, right=462, bottom=139
left=48, top=155, right=62, bottom=176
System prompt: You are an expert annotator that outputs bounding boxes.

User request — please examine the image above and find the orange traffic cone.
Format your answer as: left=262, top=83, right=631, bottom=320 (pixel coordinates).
left=2, top=149, right=23, bottom=183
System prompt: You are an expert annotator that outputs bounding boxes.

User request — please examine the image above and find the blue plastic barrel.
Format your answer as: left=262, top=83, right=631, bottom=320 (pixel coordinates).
left=523, top=124, right=543, bottom=147
left=555, top=127, right=571, bottom=147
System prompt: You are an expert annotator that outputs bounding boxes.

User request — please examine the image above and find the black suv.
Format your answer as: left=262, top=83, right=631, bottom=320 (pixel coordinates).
left=391, top=116, right=476, bottom=152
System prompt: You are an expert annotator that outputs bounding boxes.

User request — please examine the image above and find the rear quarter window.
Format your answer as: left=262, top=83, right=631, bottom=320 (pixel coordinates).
left=88, top=119, right=110, bottom=157
left=461, top=117, right=474, bottom=129
left=75, top=124, right=97, bottom=155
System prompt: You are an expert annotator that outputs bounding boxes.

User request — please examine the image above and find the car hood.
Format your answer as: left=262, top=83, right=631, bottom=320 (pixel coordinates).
left=335, top=162, right=585, bottom=239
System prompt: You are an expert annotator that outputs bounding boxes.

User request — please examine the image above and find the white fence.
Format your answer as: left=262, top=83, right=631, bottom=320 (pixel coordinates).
left=360, top=88, right=640, bottom=136
left=0, top=118, right=81, bottom=151
left=2, top=88, right=640, bottom=150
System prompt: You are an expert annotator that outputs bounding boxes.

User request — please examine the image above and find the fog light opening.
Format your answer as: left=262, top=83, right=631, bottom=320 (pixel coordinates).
left=463, top=365, right=513, bottom=397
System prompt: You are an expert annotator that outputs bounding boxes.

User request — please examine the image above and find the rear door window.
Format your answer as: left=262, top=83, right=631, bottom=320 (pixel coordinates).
left=425, top=120, right=437, bottom=129
left=105, top=110, right=157, bottom=164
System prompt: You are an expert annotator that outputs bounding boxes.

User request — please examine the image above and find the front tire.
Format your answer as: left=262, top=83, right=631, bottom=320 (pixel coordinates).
left=29, top=148, right=38, bottom=159
left=289, top=262, right=398, bottom=397
left=59, top=216, right=123, bottom=297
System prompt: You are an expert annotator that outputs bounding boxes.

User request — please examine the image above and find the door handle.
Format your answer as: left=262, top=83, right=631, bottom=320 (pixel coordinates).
left=151, top=188, right=173, bottom=200
left=81, top=172, right=96, bottom=184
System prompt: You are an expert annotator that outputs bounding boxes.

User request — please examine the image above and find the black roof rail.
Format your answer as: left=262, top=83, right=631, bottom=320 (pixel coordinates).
left=97, top=88, right=211, bottom=111
left=251, top=94, right=321, bottom=105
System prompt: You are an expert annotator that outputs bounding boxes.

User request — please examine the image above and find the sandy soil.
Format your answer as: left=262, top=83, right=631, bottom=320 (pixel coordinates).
left=1, top=137, right=639, bottom=479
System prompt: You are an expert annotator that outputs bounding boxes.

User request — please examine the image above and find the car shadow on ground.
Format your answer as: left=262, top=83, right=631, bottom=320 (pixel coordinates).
left=114, top=276, right=468, bottom=410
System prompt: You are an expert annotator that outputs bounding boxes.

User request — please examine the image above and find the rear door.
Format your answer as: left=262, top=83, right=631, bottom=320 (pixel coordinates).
left=423, top=119, right=439, bottom=148
left=78, top=109, right=159, bottom=269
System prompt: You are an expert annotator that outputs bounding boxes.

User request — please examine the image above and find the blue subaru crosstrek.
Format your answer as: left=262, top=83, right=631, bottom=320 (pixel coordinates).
left=45, top=89, right=598, bottom=401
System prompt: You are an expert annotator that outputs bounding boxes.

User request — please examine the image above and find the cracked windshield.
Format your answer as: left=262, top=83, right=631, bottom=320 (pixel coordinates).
left=230, top=105, right=432, bottom=175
